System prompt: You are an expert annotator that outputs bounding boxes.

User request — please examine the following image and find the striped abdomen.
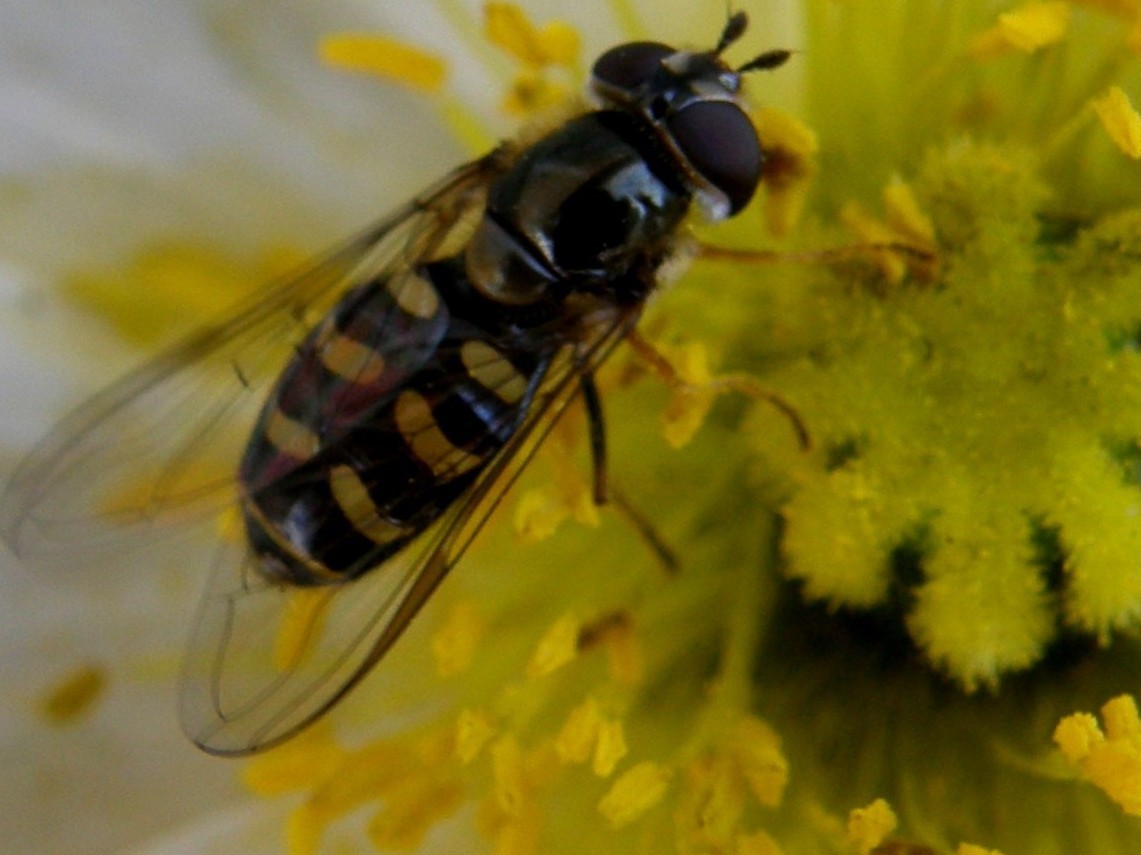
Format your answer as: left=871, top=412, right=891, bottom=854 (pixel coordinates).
left=239, top=260, right=548, bottom=585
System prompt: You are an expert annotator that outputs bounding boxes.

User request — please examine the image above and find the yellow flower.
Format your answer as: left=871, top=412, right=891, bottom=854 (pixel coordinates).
left=8, top=1, right=1141, bottom=853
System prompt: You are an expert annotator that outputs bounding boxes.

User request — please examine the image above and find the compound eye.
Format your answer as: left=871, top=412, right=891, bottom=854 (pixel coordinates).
left=591, top=41, right=673, bottom=94
left=667, top=100, right=762, bottom=216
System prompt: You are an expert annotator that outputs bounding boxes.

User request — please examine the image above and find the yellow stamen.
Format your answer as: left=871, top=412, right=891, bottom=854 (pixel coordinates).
left=1054, top=694, right=1141, bottom=815
left=554, top=695, right=603, bottom=764
left=969, top=2, right=1071, bottom=57
left=883, top=176, right=937, bottom=248
left=730, top=715, right=789, bottom=808
left=597, top=761, right=672, bottom=828
left=839, top=201, right=910, bottom=283
left=484, top=2, right=578, bottom=68
left=846, top=798, right=897, bottom=854
left=737, top=829, right=784, bottom=855
left=753, top=107, right=818, bottom=237
left=242, top=720, right=345, bottom=796
left=491, top=735, right=529, bottom=816
left=431, top=601, right=486, bottom=677
left=38, top=664, right=107, bottom=724
left=592, top=717, right=628, bottom=777
left=319, top=34, right=447, bottom=92
left=1091, top=86, right=1141, bottom=159
left=525, top=611, right=579, bottom=677
left=513, top=486, right=569, bottom=542
left=661, top=342, right=717, bottom=449
left=367, top=779, right=464, bottom=851
left=456, top=708, right=496, bottom=764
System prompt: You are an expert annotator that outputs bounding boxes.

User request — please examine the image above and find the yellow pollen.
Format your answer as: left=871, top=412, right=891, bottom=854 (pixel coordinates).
left=431, top=601, right=486, bottom=677
left=319, top=34, right=447, bottom=92
left=1054, top=694, right=1141, bottom=815
left=525, top=611, right=579, bottom=677
left=456, top=708, right=496, bottom=764
left=1092, top=86, right=1141, bottom=159
left=39, top=664, right=107, bottom=724
left=846, top=798, right=898, bottom=854
left=242, top=720, right=345, bottom=797
left=597, top=761, right=671, bottom=828
left=273, top=587, right=335, bottom=672
left=957, top=846, right=1006, bottom=855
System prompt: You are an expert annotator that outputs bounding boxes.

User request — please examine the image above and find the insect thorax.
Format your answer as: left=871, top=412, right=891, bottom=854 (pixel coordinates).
left=464, top=110, right=692, bottom=309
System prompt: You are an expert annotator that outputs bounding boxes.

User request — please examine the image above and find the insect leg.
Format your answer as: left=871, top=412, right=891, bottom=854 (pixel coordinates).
left=625, top=329, right=811, bottom=450
left=579, top=370, right=608, bottom=505
left=694, top=241, right=938, bottom=280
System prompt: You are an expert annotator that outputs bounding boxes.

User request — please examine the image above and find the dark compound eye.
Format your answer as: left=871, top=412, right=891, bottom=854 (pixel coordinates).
left=591, top=41, right=673, bottom=93
left=666, top=100, right=762, bottom=215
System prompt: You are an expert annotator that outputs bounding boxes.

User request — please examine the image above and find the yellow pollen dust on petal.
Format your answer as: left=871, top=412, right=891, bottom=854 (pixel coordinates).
left=319, top=34, right=447, bottom=93
left=597, top=761, right=672, bottom=828
left=456, top=708, right=497, bottom=764
left=969, top=1, right=1071, bottom=57
left=525, top=611, right=580, bottom=678
left=846, top=798, right=898, bottom=855
left=431, top=601, right=486, bottom=677
left=1091, top=86, right=1141, bottom=159
left=38, top=663, right=107, bottom=725
left=274, top=587, right=335, bottom=672
left=1053, top=694, right=1141, bottom=815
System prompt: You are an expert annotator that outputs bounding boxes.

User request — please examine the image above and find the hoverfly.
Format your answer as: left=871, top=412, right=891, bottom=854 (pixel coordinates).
left=0, top=12, right=790, bottom=755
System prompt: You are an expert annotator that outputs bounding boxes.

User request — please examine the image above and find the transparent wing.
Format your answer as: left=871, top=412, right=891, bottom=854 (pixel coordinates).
left=180, top=306, right=639, bottom=755
left=0, top=154, right=502, bottom=561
